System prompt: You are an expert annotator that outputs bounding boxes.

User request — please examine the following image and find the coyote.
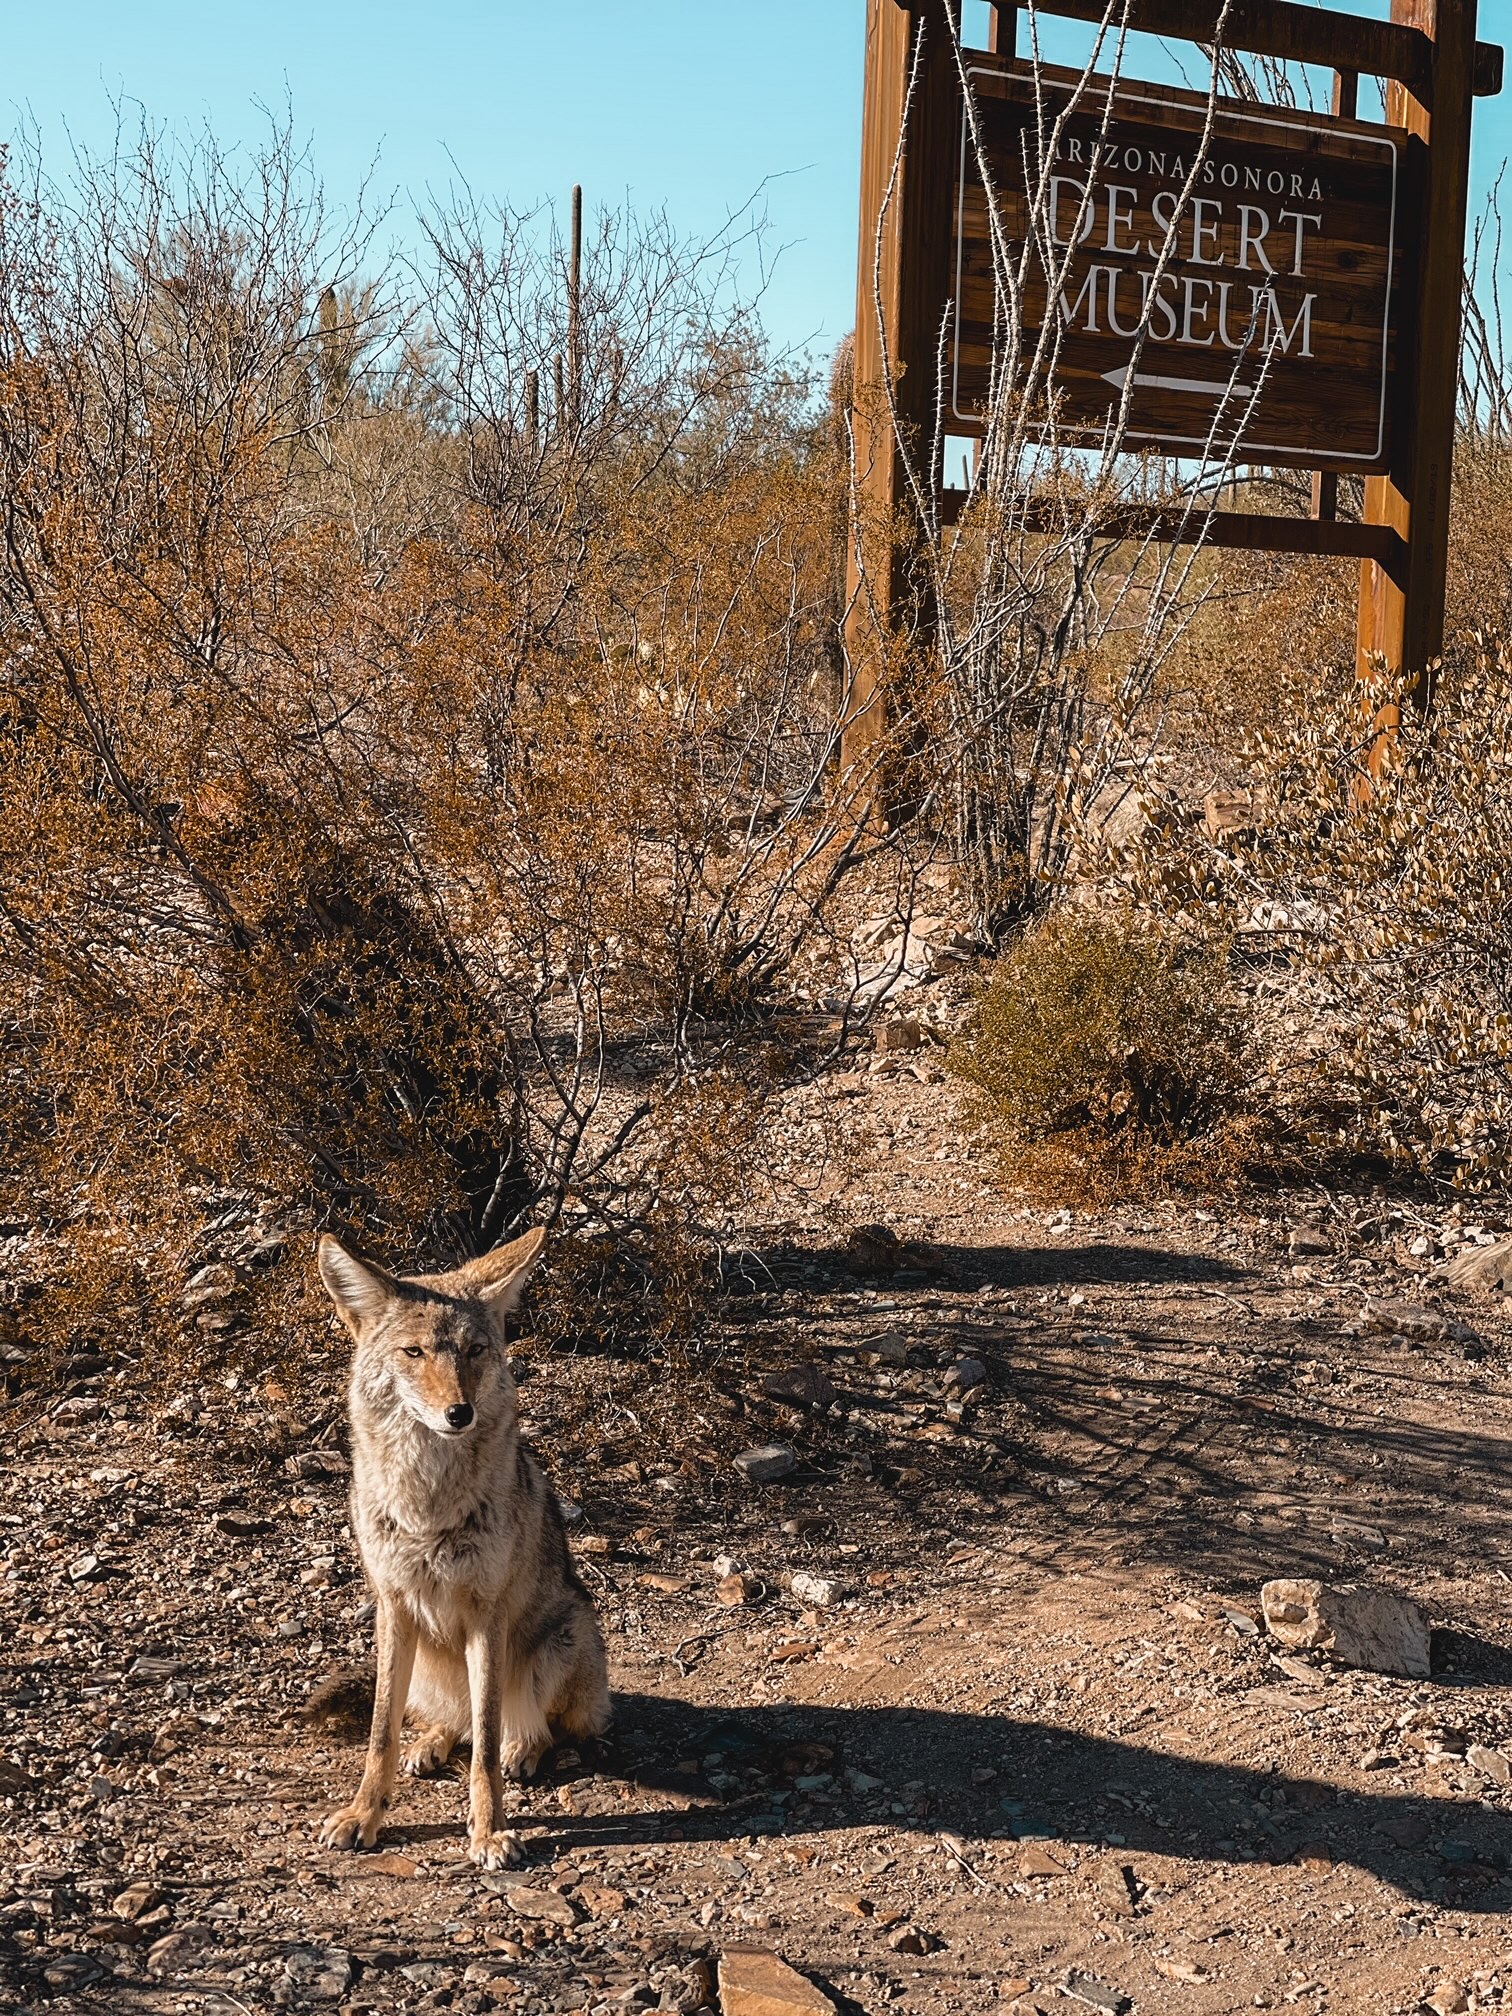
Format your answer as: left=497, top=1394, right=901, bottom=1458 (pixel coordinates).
left=314, top=1227, right=610, bottom=1868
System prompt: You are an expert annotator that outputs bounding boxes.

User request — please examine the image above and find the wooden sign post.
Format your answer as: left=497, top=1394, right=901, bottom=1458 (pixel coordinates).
left=844, top=0, right=1504, bottom=771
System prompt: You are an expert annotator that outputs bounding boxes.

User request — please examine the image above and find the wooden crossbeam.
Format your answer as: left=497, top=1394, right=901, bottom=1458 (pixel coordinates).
left=971, top=2, right=1503, bottom=99
left=937, top=493, right=1406, bottom=569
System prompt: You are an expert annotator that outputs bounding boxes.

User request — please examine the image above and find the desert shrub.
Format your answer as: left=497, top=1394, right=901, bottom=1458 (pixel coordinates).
left=951, top=909, right=1259, bottom=1200
left=0, top=122, right=902, bottom=1390
left=1116, top=636, right=1512, bottom=1191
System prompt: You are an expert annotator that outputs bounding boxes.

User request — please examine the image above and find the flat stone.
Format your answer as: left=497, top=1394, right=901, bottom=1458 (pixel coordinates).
left=717, top=1947, right=837, bottom=2015
left=284, top=1945, right=353, bottom=2000
left=943, top=1357, right=988, bottom=1394
left=1063, top=1970, right=1129, bottom=2015
left=492, top=1884, right=581, bottom=1925
left=1262, top=1578, right=1430, bottom=1678
left=1446, top=1236, right=1512, bottom=1292
left=110, top=1881, right=163, bottom=1921
left=862, top=1330, right=910, bottom=1365
left=1361, top=1298, right=1447, bottom=1341
left=732, top=1444, right=797, bottom=1484
left=761, top=1365, right=838, bottom=1410
left=1468, top=1743, right=1512, bottom=1786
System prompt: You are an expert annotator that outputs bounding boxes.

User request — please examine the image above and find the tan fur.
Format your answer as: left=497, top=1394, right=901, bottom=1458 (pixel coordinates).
left=314, top=1227, right=610, bottom=1868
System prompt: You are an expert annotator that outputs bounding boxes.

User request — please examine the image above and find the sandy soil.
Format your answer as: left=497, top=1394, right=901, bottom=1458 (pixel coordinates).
left=6, top=1065, right=1512, bottom=2016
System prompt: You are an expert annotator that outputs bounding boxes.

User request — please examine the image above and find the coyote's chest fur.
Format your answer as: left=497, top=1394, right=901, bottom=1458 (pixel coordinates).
left=351, top=1407, right=528, bottom=1644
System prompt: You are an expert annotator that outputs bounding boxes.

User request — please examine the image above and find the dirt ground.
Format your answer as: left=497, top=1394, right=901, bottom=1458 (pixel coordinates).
left=7, top=1062, right=1512, bottom=2016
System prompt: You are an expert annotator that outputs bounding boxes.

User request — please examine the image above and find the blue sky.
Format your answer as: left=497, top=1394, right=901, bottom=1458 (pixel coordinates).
left=5, top=1, right=1510, bottom=368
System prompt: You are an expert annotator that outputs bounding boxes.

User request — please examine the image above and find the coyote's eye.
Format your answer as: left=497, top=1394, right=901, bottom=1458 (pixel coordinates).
left=467, top=1342, right=488, bottom=1359
left=401, top=1346, right=424, bottom=1360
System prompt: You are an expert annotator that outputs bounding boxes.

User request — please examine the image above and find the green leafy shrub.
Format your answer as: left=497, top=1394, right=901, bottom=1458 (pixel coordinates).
left=952, top=909, right=1259, bottom=1199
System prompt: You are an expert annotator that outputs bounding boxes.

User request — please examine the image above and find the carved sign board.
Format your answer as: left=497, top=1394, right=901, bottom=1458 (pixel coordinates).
left=951, top=60, right=1408, bottom=470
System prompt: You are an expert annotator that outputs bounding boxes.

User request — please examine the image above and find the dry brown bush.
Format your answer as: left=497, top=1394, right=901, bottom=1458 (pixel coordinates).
left=1113, top=636, right=1512, bottom=1193
left=0, top=123, right=891, bottom=1387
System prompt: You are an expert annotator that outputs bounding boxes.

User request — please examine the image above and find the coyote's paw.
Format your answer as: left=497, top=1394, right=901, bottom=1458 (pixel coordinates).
left=501, top=1732, right=550, bottom=1783
left=402, top=1726, right=457, bottom=1778
left=468, top=1828, right=525, bottom=1871
left=318, top=1803, right=380, bottom=1851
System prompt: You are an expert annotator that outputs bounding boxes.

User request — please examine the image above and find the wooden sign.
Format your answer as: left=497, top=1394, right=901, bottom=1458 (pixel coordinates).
left=951, top=63, right=1407, bottom=471
left=844, top=0, right=1505, bottom=776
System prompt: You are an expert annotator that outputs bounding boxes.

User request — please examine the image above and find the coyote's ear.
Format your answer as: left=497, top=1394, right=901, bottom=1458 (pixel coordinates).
left=461, top=1226, right=547, bottom=1321
left=318, top=1236, right=400, bottom=1329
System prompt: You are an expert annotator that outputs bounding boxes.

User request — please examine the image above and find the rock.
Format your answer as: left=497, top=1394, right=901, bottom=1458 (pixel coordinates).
left=1467, top=1743, right=1512, bottom=1786
left=943, top=1357, right=988, bottom=1395
left=213, top=1511, right=272, bottom=1537
left=1261, top=1578, right=1430, bottom=1678
left=1288, top=1228, right=1332, bottom=1257
left=1062, top=1971, right=1129, bottom=2015
left=877, top=1016, right=927, bottom=1053
left=1361, top=1298, right=1447, bottom=1341
left=1018, top=1846, right=1065, bottom=1878
left=788, top=1571, right=839, bottom=1608
left=732, top=1444, right=797, bottom=1484
left=54, top=1396, right=104, bottom=1423
left=488, top=1884, right=581, bottom=1926
left=716, top=1571, right=761, bottom=1607
left=110, top=1881, right=164, bottom=1921
left=862, top=1330, right=910, bottom=1365
left=887, top=1924, right=929, bottom=1954
left=290, top=1448, right=349, bottom=1480
left=1446, top=1235, right=1512, bottom=1292
left=717, top=1947, right=837, bottom=2015
left=1096, top=1861, right=1145, bottom=1917
left=761, top=1365, right=838, bottom=1410
left=845, top=1225, right=901, bottom=1276
left=1426, top=1984, right=1471, bottom=2016
left=284, top=1946, right=354, bottom=2000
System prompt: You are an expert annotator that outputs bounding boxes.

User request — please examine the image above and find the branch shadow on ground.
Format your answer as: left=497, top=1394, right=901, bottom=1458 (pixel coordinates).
left=444, top=1692, right=1512, bottom=1913
left=735, top=1239, right=1247, bottom=1294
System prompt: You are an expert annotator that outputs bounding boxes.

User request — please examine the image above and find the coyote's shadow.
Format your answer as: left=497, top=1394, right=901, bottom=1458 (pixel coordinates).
left=429, top=1692, right=1512, bottom=1911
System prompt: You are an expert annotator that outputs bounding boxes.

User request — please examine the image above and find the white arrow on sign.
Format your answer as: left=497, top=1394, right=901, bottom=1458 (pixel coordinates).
left=1102, top=364, right=1254, bottom=398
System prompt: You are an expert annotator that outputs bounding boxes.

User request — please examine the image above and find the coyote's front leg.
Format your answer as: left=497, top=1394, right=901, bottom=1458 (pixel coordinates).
left=319, top=1596, right=416, bottom=1850
left=464, top=1622, right=524, bottom=1869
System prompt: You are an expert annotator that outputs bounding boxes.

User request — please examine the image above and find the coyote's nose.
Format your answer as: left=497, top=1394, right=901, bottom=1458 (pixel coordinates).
left=445, top=1403, right=474, bottom=1431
